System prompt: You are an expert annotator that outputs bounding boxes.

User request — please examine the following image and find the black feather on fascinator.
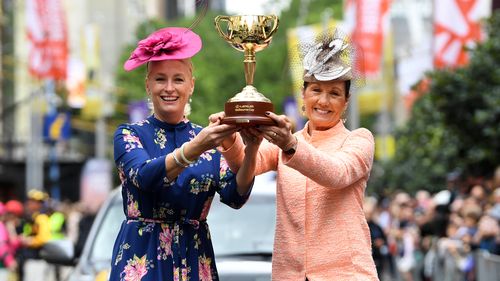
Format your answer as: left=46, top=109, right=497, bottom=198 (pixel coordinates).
left=297, top=28, right=365, bottom=89
left=188, top=0, right=209, bottom=30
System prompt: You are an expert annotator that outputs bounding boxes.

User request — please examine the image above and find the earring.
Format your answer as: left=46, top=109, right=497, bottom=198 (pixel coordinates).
left=184, top=98, right=192, bottom=117
left=147, top=97, right=153, bottom=110
left=341, top=111, right=347, bottom=124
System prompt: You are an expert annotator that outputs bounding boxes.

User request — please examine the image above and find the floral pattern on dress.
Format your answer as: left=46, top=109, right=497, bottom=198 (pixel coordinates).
left=115, top=243, right=131, bottom=266
left=157, top=224, right=174, bottom=260
left=198, top=255, right=213, bottom=281
left=173, top=259, right=190, bottom=281
left=121, top=254, right=152, bottom=281
left=153, top=206, right=174, bottom=220
left=199, top=197, right=212, bottom=220
left=219, top=157, right=229, bottom=180
left=199, top=149, right=216, bottom=161
left=154, top=128, right=167, bottom=149
left=128, top=167, right=140, bottom=188
left=127, top=191, right=141, bottom=218
left=118, top=163, right=127, bottom=184
left=122, top=128, right=143, bottom=153
left=219, top=157, right=230, bottom=190
left=138, top=223, right=154, bottom=236
left=189, top=174, right=213, bottom=195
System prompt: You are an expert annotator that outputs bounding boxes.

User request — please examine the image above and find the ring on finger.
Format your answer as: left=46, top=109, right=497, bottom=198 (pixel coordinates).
left=272, top=132, right=277, bottom=137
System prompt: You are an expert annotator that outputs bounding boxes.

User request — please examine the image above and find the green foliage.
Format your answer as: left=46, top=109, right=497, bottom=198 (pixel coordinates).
left=372, top=12, right=500, bottom=194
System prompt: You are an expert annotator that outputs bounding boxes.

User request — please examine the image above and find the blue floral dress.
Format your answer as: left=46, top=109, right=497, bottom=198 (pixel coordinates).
left=109, top=115, right=250, bottom=281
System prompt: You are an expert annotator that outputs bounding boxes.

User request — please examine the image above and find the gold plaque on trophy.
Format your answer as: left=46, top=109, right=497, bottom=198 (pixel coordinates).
left=214, top=15, right=279, bottom=125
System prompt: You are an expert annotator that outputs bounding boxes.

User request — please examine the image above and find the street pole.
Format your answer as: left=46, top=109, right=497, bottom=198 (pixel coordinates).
left=26, top=87, right=44, bottom=194
left=96, top=115, right=106, bottom=159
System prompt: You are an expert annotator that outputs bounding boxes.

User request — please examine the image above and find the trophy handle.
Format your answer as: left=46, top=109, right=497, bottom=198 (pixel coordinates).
left=214, top=16, right=233, bottom=42
left=263, top=15, right=279, bottom=39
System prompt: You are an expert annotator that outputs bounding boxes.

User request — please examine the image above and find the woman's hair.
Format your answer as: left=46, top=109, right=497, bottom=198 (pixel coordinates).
left=146, top=59, right=194, bottom=76
left=303, top=80, right=351, bottom=100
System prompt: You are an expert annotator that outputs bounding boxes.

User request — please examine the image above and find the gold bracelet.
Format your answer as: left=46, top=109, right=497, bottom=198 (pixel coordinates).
left=180, top=142, right=197, bottom=164
left=172, top=149, right=188, bottom=168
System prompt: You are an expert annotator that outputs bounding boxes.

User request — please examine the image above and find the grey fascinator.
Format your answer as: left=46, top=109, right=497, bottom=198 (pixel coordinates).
left=300, top=29, right=359, bottom=83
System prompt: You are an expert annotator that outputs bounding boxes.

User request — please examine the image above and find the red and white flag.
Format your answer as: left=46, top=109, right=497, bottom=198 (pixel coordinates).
left=433, top=0, right=491, bottom=68
left=26, top=0, right=68, bottom=80
left=345, top=0, right=391, bottom=78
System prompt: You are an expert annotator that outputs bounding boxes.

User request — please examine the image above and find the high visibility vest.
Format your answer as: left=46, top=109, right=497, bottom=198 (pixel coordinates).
left=49, top=211, right=66, bottom=240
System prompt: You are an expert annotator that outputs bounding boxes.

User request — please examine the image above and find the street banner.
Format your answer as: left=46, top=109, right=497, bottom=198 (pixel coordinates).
left=343, top=0, right=395, bottom=115
left=433, top=0, right=492, bottom=68
left=26, top=0, right=68, bottom=80
left=346, top=0, right=391, bottom=78
left=66, top=57, right=86, bottom=108
left=43, top=111, right=71, bottom=141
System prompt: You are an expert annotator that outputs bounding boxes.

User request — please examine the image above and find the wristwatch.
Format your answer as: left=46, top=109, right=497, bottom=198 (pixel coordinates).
left=284, top=146, right=296, bottom=155
left=283, top=137, right=297, bottom=155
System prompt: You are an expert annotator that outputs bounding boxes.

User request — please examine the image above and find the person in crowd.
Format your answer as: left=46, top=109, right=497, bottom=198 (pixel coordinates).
left=212, top=29, right=378, bottom=280
left=3, top=200, right=23, bottom=260
left=0, top=202, right=17, bottom=279
left=365, top=197, right=391, bottom=280
left=16, top=190, right=51, bottom=280
left=472, top=213, right=500, bottom=254
left=109, top=26, right=260, bottom=280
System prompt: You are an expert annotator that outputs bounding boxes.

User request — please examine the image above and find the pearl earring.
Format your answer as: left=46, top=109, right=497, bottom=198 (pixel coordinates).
left=147, top=92, right=153, bottom=110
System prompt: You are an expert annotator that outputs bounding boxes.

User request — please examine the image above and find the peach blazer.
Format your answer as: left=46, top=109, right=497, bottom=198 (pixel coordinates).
left=222, top=121, right=378, bottom=280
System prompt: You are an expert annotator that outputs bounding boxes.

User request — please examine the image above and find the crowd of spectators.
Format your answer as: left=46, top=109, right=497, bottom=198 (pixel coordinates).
left=366, top=166, right=500, bottom=281
left=0, top=190, right=96, bottom=281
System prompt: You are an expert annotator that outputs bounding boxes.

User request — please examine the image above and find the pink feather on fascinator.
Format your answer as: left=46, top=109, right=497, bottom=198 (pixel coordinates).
left=123, top=27, right=202, bottom=71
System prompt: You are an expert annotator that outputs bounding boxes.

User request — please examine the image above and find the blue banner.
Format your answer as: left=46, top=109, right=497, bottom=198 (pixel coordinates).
left=43, top=111, right=71, bottom=141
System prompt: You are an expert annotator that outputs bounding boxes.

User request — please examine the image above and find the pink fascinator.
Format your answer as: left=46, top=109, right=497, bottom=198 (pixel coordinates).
left=124, top=27, right=202, bottom=71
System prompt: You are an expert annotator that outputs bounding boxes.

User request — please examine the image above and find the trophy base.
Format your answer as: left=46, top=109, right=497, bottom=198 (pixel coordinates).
left=222, top=101, right=275, bottom=126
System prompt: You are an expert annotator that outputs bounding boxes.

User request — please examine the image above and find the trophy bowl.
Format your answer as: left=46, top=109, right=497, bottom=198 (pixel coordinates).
left=214, top=15, right=279, bottom=126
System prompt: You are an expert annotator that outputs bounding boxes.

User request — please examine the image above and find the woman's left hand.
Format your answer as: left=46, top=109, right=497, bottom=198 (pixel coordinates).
left=240, top=127, right=263, bottom=154
left=257, top=112, right=296, bottom=151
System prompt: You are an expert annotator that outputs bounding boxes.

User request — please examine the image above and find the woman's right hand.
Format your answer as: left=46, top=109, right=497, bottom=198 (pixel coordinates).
left=208, top=111, right=226, bottom=125
left=240, top=127, right=263, bottom=155
left=208, top=111, right=237, bottom=150
left=183, top=119, right=238, bottom=161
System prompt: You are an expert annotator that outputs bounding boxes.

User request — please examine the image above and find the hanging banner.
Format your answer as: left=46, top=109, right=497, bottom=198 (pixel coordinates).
left=26, top=0, right=68, bottom=80
left=343, top=0, right=394, bottom=114
left=43, top=111, right=71, bottom=141
left=347, top=0, right=391, bottom=78
left=433, top=0, right=491, bottom=68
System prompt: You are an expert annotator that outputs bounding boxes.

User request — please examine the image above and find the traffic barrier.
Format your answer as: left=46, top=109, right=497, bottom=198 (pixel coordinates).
left=475, top=250, right=500, bottom=281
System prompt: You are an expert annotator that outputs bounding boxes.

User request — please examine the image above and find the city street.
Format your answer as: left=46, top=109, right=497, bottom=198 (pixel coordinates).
left=23, top=261, right=73, bottom=281
left=1, top=0, right=500, bottom=280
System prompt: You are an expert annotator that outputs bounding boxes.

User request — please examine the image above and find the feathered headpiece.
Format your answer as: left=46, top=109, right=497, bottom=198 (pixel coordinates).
left=297, top=29, right=363, bottom=88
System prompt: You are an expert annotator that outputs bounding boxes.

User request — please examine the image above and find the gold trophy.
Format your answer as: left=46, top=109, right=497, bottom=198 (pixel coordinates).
left=214, top=15, right=279, bottom=125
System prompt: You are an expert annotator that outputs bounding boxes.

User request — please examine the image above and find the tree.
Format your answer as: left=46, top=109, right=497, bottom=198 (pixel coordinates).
left=371, top=12, right=500, bottom=194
